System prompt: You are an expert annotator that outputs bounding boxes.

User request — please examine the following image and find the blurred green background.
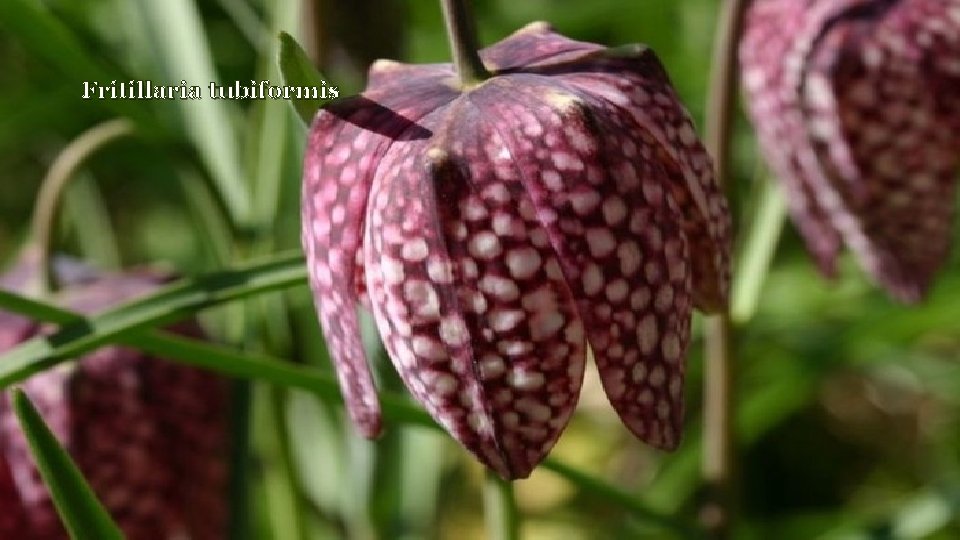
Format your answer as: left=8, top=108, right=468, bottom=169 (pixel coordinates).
left=2, top=1, right=960, bottom=539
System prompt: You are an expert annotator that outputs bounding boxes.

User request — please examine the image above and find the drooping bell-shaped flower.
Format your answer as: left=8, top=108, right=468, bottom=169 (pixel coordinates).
left=741, top=0, right=960, bottom=302
left=302, top=22, right=731, bottom=479
left=0, top=259, right=230, bottom=539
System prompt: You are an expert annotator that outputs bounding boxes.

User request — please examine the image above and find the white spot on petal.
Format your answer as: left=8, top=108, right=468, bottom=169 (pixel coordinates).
left=412, top=336, right=446, bottom=360
left=427, top=257, right=454, bottom=284
left=582, top=263, right=604, bottom=296
left=479, top=355, right=505, bottom=380
left=479, top=275, right=520, bottom=301
left=506, top=248, right=543, bottom=279
left=509, top=369, right=545, bottom=390
left=498, top=340, right=534, bottom=356
left=649, top=366, right=666, bottom=387
left=439, top=317, right=469, bottom=346
left=662, top=332, right=681, bottom=362
left=602, top=196, right=628, bottom=225
left=469, top=231, right=502, bottom=259
left=401, top=238, right=429, bottom=261
left=570, top=191, right=601, bottom=215
left=618, top=241, right=642, bottom=276
left=637, top=314, right=658, bottom=354
left=605, top=279, right=629, bottom=303
left=433, top=373, right=458, bottom=396
left=382, top=257, right=405, bottom=285
left=586, top=228, right=617, bottom=258
left=490, top=309, right=525, bottom=332
left=530, top=311, right=565, bottom=341
left=404, top=280, right=440, bottom=317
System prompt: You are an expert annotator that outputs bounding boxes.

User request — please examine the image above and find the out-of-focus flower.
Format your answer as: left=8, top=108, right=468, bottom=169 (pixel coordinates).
left=0, top=258, right=230, bottom=539
left=741, top=0, right=960, bottom=301
left=302, top=23, right=731, bottom=479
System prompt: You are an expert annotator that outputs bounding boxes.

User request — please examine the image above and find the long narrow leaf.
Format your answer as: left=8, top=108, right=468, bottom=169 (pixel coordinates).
left=0, top=290, right=697, bottom=536
left=0, top=288, right=430, bottom=423
left=11, top=389, right=124, bottom=540
left=135, top=0, right=252, bottom=225
left=0, top=252, right=307, bottom=387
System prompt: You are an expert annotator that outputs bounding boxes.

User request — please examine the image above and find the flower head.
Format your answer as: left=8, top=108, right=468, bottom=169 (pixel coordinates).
left=302, top=23, right=731, bottom=479
left=741, top=0, right=960, bottom=301
left=0, top=259, right=230, bottom=539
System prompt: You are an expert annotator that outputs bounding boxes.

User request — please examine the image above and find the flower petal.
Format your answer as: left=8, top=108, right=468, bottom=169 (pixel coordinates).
left=0, top=456, right=27, bottom=535
left=302, top=85, right=456, bottom=437
left=536, top=47, right=731, bottom=311
left=741, top=0, right=853, bottom=277
left=364, top=99, right=587, bottom=479
left=1, top=273, right=231, bottom=538
left=799, top=1, right=960, bottom=300
left=480, top=22, right=603, bottom=72
left=472, top=78, right=693, bottom=449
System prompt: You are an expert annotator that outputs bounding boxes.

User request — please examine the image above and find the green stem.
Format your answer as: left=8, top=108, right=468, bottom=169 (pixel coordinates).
left=702, top=0, right=751, bottom=537
left=483, top=471, right=520, bottom=540
left=28, top=118, right=134, bottom=295
left=731, top=180, right=787, bottom=322
left=256, top=386, right=308, bottom=540
left=439, top=0, right=490, bottom=86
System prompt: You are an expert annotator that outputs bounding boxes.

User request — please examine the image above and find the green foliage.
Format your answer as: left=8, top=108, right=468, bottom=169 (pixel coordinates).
left=1, top=1, right=959, bottom=539
left=277, top=31, right=331, bottom=125
left=10, top=389, right=124, bottom=540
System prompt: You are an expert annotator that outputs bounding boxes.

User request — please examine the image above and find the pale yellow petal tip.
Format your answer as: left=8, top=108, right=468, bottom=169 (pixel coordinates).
left=543, top=89, right=583, bottom=113
left=370, top=58, right=402, bottom=73
left=515, top=21, right=554, bottom=36
left=425, top=147, right=449, bottom=163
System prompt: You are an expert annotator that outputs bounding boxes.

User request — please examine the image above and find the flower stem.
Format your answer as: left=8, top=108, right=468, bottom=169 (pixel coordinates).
left=483, top=470, right=520, bottom=540
left=27, top=118, right=134, bottom=295
left=439, top=0, right=490, bottom=86
left=702, top=0, right=751, bottom=538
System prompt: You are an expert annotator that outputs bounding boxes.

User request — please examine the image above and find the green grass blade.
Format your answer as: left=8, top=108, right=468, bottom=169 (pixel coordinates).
left=731, top=180, right=787, bottom=323
left=0, top=252, right=307, bottom=387
left=10, top=389, right=124, bottom=540
left=0, top=290, right=696, bottom=535
left=135, top=0, right=252, bottom=226
left=277, top=32, right=332, bottom=125
left=0, top=0, right=154, bottom=129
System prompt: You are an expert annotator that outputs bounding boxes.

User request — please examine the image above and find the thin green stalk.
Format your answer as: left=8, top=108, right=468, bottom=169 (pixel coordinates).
left=732, top=180, right=787, bottom=322
left=439, top=0, right=490, bottom=86
left=702, top=0, right=752, bottom=538
left=227, top=381, right=252, bottom=540
left=28, top=118, right=134, bottom=294
left=484, top=471, right=520, bottom=540
left=257, top=386, right=309, bottom=540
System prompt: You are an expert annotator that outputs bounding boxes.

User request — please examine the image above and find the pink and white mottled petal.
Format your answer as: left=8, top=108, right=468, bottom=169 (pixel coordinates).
left=302, top=86, right=456, bottom=437
left=0, top=456, right=27, bottom=536
left=800, top=1, right=960, bottom=300
left=480, top=22, right=603, bottom=72
left=365, top=101, right=587, bottom=479
left=741, top=0, right=854, bottom=277
left=366, top=61, right=452, bottom=94
left=472, top=78, right=693, bottom=449
left=540, top=49, right=729, bottom=311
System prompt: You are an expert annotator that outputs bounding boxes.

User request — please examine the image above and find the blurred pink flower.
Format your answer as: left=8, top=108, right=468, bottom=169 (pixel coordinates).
left=0, top=259, right=230, bottom=540
left=741, top=0, right=960, bottom=301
